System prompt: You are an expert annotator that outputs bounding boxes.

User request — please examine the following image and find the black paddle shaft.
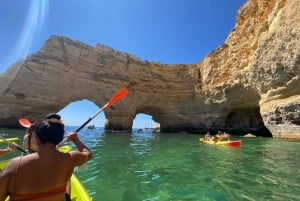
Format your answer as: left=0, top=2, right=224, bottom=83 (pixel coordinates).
left=76, top=117, right=93, bottom=132
left=17, top=146, right=28, bottom=154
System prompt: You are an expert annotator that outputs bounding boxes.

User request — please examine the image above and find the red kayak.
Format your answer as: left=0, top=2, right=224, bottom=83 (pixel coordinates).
left=200, top=138, right=242, bottom=147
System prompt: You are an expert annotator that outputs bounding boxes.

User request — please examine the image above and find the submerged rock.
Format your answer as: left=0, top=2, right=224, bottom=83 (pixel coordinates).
left=244, top=133, right=257, bottom=138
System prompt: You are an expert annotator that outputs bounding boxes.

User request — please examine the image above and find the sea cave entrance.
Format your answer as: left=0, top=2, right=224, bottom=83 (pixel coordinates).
left=133, top=113, right=160, bottom=133
left=58, top=99, right=105, bottom=128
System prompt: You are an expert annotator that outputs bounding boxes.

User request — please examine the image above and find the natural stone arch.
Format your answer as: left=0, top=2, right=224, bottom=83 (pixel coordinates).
left=104, top=106, right=163, bottom=131
left=0, top=0, right=299, bottom=139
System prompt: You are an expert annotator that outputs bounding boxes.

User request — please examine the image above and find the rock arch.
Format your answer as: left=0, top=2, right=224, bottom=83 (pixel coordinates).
left=0, top=0, right=299, bottom=139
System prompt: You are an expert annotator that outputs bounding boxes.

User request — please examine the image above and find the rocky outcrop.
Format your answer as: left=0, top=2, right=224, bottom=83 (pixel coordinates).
left=0, top=0, right=299, bottom=139
left=194, top=0, right=300, bottom=139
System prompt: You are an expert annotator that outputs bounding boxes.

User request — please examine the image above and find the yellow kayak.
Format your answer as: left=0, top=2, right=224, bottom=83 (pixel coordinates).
left=71, top=174, right=93, bottom=201
left=0, top=159, right=8, bottom=170
left=1, top=145, right=92, bottom=201
left=0, top=137, right=19, bottom=144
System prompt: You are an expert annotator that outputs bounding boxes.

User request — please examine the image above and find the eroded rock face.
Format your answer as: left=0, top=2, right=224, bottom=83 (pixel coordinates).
left=0, top=0, right=299, bottom=139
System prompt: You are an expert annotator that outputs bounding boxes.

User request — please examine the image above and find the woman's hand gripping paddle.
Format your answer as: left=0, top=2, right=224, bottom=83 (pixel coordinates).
left=57, top=87, right=128, bottom=146
left=0, top=135, right=27, bottom=154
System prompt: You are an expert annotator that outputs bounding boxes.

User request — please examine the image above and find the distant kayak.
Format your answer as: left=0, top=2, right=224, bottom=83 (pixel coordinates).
left=199, top=138, right=242, bottom=147
left=87, top=125, right=95, bottom=129
left=0, top=137, right=19, bottom=144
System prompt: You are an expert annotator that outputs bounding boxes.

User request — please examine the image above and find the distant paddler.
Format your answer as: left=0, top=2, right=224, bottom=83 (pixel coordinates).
left=214, top=131, right=231, bottom=142
left=204, top=131, right=212, bottom=141
left=214, top=131, right=224, bottom=142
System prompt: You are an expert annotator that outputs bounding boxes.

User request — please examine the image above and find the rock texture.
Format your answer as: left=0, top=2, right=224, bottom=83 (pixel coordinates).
left=0, top=0, right=299, bottom=139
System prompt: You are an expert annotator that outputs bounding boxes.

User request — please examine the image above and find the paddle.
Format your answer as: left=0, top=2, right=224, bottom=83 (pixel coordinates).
left=0, top=135, right=27, bottom=154
left=19, top=118, right=32, bottom=128
left=57, top=87, right=128, bottom=146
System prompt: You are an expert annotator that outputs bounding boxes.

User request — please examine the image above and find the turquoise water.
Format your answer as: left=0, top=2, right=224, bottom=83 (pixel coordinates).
left=1, top=127, right=299, bottom=201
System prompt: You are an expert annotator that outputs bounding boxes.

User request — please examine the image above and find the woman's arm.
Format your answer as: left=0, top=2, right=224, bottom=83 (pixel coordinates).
left=23, top=134, right=29, bottom=150
left=0, top=158, right=18, bottom=200
left=67, top=131, right=92, bottom=166
left=0, top=148, right=10, bottom=156
left=0, top=142, right=18, bottom=156
left=0, top=168, right=9, bottom=200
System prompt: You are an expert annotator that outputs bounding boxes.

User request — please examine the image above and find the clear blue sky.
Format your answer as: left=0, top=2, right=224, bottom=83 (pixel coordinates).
left=0, top=0, right=246, bottom=128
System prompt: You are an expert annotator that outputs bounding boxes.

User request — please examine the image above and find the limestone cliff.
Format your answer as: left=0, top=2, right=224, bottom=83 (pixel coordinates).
left=0, top=0, right=299, bottom=139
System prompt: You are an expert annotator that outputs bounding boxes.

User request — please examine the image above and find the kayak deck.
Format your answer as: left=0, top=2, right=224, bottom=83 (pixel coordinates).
left=71, top=174, right=93, bottom=201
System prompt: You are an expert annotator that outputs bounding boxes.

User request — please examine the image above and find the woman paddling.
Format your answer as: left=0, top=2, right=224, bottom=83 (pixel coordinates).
left=21, top=113, right=74, bottom=200
left=0, top=116, right=92, bottom=201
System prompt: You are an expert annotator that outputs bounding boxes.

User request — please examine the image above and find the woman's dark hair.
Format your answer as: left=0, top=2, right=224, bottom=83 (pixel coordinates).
left=27, top=123, right=36, bottom=135
left=34, top=121, right=65, bottom=145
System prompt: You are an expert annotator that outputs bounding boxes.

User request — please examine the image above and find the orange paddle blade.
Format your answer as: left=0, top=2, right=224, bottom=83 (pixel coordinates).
left=19, top=118, right=32, bottom=128
left=104, top=88, right=128, bottom=109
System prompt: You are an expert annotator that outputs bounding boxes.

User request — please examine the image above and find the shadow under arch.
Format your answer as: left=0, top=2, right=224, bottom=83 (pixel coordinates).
left=224, top=106, right=273, bottom=137
left=58, top=99, right=106, bottom=128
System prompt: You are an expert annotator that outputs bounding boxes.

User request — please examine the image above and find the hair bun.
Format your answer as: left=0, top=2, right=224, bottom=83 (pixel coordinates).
left=45, top=113, right=62, bottom=124
left=46, top=113, right=61, bottom=120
